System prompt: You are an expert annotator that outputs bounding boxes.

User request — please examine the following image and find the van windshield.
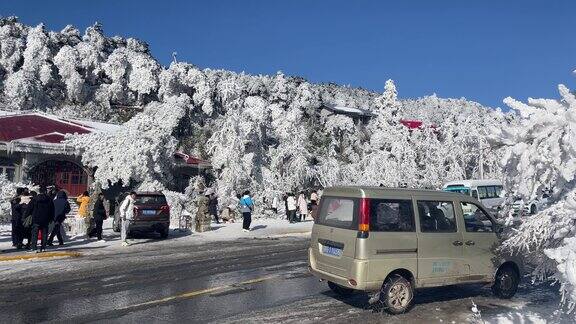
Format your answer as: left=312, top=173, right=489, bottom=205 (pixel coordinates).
left=316, top=197, right=357, bottom=230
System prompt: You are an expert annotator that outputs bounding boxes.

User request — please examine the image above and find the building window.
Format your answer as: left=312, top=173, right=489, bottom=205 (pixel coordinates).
left=0, top=166, right=16, bottom=181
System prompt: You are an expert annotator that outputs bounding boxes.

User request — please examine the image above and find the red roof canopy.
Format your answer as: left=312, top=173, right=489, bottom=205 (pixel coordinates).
left=400, top=119, right=424, bottom=129
left=0, top=114, right=92, bottom=143
left=174, top=152, right=210, bottom=166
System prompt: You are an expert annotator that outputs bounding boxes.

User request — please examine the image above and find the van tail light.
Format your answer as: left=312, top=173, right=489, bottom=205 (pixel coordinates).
left=133, top=206, right=139, bottom=215
left=358, top=198, right=370, bottom=232
left=161, top=205, right=170, bottom=213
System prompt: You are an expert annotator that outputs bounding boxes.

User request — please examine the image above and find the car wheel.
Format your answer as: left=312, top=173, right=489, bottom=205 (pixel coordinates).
left=530, top=204, right=537, bottom=215
left=492, top=266, right=519, bottom=299
left=328, top=281, right=354, bottom=297
left=380, top=274, right=414, bottom=314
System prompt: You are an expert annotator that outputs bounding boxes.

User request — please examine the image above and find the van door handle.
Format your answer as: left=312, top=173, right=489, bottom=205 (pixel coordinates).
left=465, top=240, right=475, bottom=246
left=452, top=240, right=463, bottom=246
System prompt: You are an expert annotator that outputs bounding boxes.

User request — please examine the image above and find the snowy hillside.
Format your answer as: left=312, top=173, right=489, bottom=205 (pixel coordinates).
left=0, top=17, right=507, bottom=197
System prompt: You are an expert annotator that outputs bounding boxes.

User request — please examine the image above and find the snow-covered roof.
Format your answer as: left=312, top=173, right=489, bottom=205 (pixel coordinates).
left=0, top=110, right=121, bottom=154
left=321, top=104, right=375, bottom=118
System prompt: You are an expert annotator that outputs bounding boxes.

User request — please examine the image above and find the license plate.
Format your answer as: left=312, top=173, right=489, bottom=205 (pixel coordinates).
left=322, top=245, right=343, bottom=257
left=142, top=209, right=157, bottom=215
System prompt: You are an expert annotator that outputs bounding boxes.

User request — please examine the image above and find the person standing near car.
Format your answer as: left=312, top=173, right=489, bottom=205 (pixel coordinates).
left=48, top=190, right=70, bottom=246
left=92, top=193, right=107, bottom=241
left=28, top=187, right=55, bottom=253
left=119, top=191, right=136, bottom=246
left=240, top=191, right=254, bottom=232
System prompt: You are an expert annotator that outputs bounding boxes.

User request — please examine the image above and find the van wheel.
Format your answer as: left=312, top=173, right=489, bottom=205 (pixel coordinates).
left=492, top=266, right=519, bottom=299
left=328, top=281, right=354, bottom=297
left=380, top=274, right=414, bottom=314
left=530, top=204, right=537, bottom=215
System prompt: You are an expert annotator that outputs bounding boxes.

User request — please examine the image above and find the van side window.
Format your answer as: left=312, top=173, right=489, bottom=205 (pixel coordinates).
left=461, top=202, right=494, bottom=232
left=417, top=201, right=457, bottom=233
left=486, top=186, right=496, bottom=199
left=477, top=187, right=488, bottom=199
left=370, top=199, right=415, bottom=232
left=495, top=186, right=503, bottom=198
left=316, top=197, right=357, bottom=230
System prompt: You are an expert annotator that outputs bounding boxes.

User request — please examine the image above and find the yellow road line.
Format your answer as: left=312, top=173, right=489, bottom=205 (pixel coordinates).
left=123, top=275, right=278, bottom=310
left=0, top=251, right=82, bottom=262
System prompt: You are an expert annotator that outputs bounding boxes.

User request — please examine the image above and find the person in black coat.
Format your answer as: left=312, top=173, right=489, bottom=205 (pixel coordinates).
left=28, top=187, right=55, bottom=253
left=48, top=190, right=71, bottom=246
left=208, top=193, right=220, bottom=224
left=92, top=193, right=107, bottom=240
left=10, top=187, right=25, bottom=249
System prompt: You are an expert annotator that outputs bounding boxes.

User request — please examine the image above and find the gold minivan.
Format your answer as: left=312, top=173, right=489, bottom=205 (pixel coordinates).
left=309, top=186, right=521, bottom=314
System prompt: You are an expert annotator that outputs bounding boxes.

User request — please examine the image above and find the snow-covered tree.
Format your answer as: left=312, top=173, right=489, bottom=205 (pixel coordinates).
left=497, top=84, right=576, bottom=311
left=65, top=96, right=189, bottom=190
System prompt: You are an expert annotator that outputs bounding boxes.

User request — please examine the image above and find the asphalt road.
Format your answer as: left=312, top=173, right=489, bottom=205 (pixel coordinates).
left=0, top=236, right=571, bottom=323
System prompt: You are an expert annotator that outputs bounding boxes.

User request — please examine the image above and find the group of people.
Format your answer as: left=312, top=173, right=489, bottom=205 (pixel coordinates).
left=198, top=189, right=254, bottom=232
left=274, top=190, right=319, bottom=223
left=10, top=188, right=110, bottom=253
left=10, top=187, right=69, bottom=253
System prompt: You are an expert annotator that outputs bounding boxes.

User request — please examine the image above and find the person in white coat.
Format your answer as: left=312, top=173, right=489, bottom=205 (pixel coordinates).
left=119, top=191, right=137, bottom=246
left=271, top=196, right=279, bottom=214
left=286, top=193, right=297, bottom=223
left=297, top=192, right=308, bottom=221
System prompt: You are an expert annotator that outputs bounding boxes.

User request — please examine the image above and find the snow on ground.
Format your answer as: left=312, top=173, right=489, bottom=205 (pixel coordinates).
left=0, top=217, right=312, bottom=257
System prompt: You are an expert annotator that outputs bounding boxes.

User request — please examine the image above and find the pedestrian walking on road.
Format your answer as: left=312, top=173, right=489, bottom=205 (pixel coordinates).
left=92, top=193, right=107, bottom=241
left=28, top=187, right=55, bottom=253
left=240, top=191, right=254, bottom=232
left=297, top=191, right=308, bottom=221
left=48, top=190, right=70, bottom=246
left=10, top=188, right=25, bottom=249
left=286, top=193, right=297, bottom=223
left=119, top=191, right=136, bottom=246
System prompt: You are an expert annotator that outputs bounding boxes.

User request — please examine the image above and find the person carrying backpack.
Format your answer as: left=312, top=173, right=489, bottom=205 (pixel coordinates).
left=239, top=191, right=254, bottom=232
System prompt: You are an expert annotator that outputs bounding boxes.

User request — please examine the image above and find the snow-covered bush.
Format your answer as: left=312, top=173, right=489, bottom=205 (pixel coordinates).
left=496, top=84, right=576, bottom=312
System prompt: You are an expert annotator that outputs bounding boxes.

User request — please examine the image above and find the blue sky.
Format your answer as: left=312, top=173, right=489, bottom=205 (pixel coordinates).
left=1, top=0, right=575, bottom=109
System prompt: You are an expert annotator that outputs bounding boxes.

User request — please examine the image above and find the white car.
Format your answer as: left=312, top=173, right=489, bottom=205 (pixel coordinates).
left=511, top=193, right=550, bottom=217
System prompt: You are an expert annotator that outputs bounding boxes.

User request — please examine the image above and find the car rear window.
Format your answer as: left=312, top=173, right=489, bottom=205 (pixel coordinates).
left=316, top=197, right=357, bottom=230
left=136, top=195, right=167, bottom=205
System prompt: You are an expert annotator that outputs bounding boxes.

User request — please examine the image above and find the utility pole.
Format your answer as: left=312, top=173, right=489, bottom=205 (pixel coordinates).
left=479, top=137, right=484, bottom=180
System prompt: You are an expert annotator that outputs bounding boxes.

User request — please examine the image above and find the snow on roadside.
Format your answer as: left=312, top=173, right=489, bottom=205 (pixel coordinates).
left=0, top=217, right=312, bottom=256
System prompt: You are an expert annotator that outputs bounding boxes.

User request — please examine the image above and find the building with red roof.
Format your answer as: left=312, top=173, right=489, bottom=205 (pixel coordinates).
left=0, top=111, right=210, bottom=196
left=0, top=111, right=122, bottom=196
